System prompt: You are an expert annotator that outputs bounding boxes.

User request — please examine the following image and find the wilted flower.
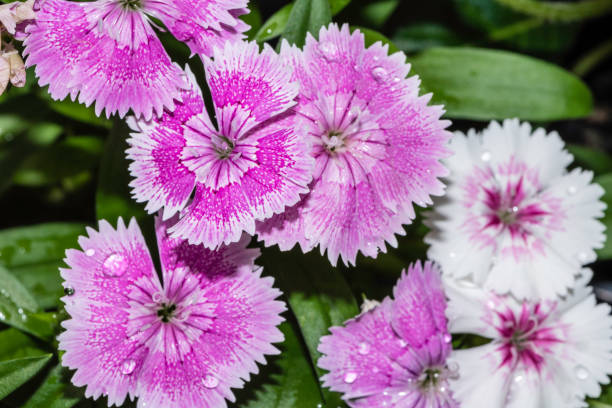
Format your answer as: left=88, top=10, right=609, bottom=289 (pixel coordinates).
left=445, top=271, right=612, bottom=407
left=23, top=0, right=249, bottom=119
left=426, top=119, right=606, bottom=299
left=59, top=216, right=285, bottom=408
left=257, top=24, right=451, bottom=266
left=127, top=41, right=313, bottom=249
left=318, top=262, right=459, bottom=407
left=0, top=0, right=35, bottom=36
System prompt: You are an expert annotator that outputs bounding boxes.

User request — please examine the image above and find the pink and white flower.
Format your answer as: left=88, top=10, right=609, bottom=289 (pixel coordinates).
left=59, top=216, right=285, bottom=408
left=257, top=24, right=451, bottom=266
left=23, top=0, right=249, bottom=119
left=426, top=119, right=606, bottom=299
left=318, top=262, right=459, bottom=408
left=445, top=272, right=612, bottom=408
left=127, top=41, right=313, bottom=249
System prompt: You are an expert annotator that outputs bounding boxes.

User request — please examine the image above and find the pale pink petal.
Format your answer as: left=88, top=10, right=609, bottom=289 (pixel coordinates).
left=127, top=67, right=203, bottom=218
left=58, top=218, right=156, bottom=407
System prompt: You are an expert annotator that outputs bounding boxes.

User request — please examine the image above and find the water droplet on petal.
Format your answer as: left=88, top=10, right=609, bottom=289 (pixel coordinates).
left=447, top=361, right=460, bottom=374
left=358, top=342, right=370, bottom=355
left=511, top=206, right=519, bottom=213
left=443, top=333, right=452, bottom=343
left=574, top=365, right=589, bottom=380
left=318, top=42, right=337, bottom=61
left=449, top=251, right=457, bottom=259
left=481, top=151, right=492, bottom=162
left=344, top=372, right=357, bottom=384
left=64, top=286, right=75, bottom=296
left=568, top=186, right=577, bottom=195
left=487, top=300, right=496, bottom=309
left=514, top=374, right=524, bottom=383
left=203, top=374, right=219, bottom=388
left=398, top=339, right=407, bottom=348
left=85, top=248, right=95, bottom=256
left=121, top=359, right=136, bottom=375
left=371, top=66, right=388, bottom=82
left=102, top=253, right=128, bottom=277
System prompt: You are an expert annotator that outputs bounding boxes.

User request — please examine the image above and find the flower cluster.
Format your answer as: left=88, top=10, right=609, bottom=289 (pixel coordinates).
left=9, top=0, right=611, bottom=406
left=426, top=120, right=612, bottom=408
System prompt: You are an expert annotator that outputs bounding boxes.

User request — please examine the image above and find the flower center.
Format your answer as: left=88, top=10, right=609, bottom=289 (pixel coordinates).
left=212, top=135, right=235, bottom=159
left=156, top=302, right=177, bottom=323
left=119, top=0, right=142, bottom=10
left=322, top=130, right=347, bottom=154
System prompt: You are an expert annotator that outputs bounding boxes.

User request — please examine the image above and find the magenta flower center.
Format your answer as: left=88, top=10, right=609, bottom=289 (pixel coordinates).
left=495, top=303, right=561, bottom=372
left=483, top=176, right=549, bottom=239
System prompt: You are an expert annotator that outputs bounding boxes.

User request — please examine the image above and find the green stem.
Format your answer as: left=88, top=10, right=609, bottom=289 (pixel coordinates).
left=494, top=0, right=612, bottom=21
left=573, top=39, right=612, bottom=76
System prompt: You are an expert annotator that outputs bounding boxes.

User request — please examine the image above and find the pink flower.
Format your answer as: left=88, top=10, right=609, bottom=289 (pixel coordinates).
left=425, top=119, right=606, bottom=299
left=318, top=262, right=459, bottom=408
left=23, top=0, right=249, bottom=119
left=59, top=216, right=285, bottom=408
left=445, top=271, right=612, bottom=407
left=0, top=0, right=35, bottom=36
left=127, top=41, right=313, bottom=249
left=257, top=24, right=451, bottom=266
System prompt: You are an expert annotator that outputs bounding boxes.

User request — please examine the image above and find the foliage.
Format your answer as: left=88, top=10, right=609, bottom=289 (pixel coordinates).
left=1, top=0, right=611, bottom=406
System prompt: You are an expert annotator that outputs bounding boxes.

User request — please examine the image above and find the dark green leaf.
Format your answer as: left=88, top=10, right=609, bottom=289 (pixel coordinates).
left=281, top=0, right=332, bottom=47
left=356, top=26, right=400, bottom=54
left=0, top=354, right=52, bottom=400
left=260, top=247, right=358, bottom=405
left=96, top=119, right=146, bottom=223
left=410, top=47, right=593, bottom=121
left=0, top=329, right=49, bottom=361
left=0, top=266, right=39, bottom=312
left=255, top=4, right=293, bottom=43
left=242, top=3, right=263, bottom=40
left=568, top=145, right=612, bottom=176
left=0, top=223, right=84, bottom=270
left=360, top=0, right=399, bottom=28
left=39, top=93, right=111, bottom=129
left=235, top=321, right=324, bottom=408
left=392, top=23, right=462, bottom=53
left=20, top=364, right=82, bottom=408
left=595, top=173, right=612, bottom=259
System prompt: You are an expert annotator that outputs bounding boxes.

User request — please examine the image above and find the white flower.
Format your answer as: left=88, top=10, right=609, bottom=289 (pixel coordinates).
left=426, top=119, right=606, bottom=299
left=445, top=271, right=612, bottom=408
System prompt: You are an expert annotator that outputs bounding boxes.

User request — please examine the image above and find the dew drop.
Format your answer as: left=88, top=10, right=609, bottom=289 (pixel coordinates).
left=574, top=365, right=589, bottom=380
left=318, top=42, right=337, bottom=61
left=449, top=251, right=457, bottom=259
left=203, top=374, right=219, bottom=388
left=398, top=339, right=407, bottom=348
left=447, top=361, right=460, bottom=374
left=514, top=374, right=524, bottom=383
left=443, top=333, right=452, bottom=343
left=358, top=342, right=370, bottom=355
left=567, top=186, right=577, bottom=195
left=102, top=253, right=128, bottom=277
left=487, top=300, right=496, bottom=309
left=343, top=372, right=357, bottom=384
left=371, top=66, right=388, bottom=82
left=480, top=151, right=492, bottom=162
left=266, top=28, right=272, bottom=34
left=121, top=359, right=136, bottom=375
left=85, top=248, right=95, bottom=256
left=511, top=206, right=519, bottom=213
left=64, top=286, right=75, bottom=296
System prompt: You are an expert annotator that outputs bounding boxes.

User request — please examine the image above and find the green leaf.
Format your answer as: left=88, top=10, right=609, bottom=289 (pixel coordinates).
left=281, top=0, right=332, bottom=47
left=392, top=23, right=462, bottom=53
left=235, top=321, right=324, bottom=408
left=255, top=4, right=293, bottom=43
left=260, top=247, right=358, bottom=405
left=20, top=364, right=82, bottom=408
left=356, top=26, right=400, bottom=54
left=0, top=354, right=53, bottom=400
left=0, top=329, right=49, bottom=361
left=242, top=3, right=263, bottom=40
left=39, top=92, right=111, bottom=129
left=360, top=0, right=399, bottom=28
left=410, top=47, right=593, bottom=121
left=595, top=173, right=612, bottom=259
left=255, top=0, right=350, bottom=44
left=493, top=0, right=612, bottom=22
left=0, top=266, right=39, bottom=312
left=568, top=145, right=612, bottom=176
left=96, top=119, right=146, bottom=223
